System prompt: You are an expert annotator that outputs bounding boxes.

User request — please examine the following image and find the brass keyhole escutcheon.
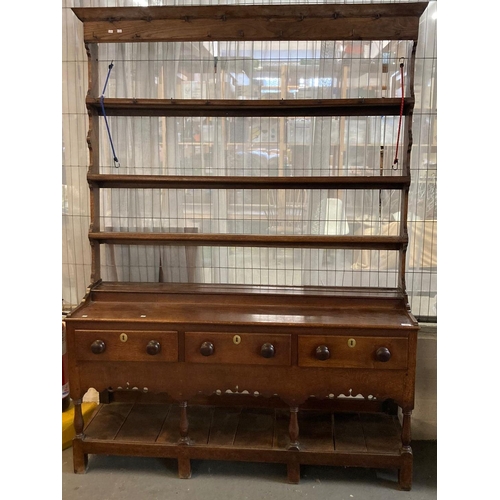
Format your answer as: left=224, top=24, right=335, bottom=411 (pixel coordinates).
left=120, top=333, right=128, bottom=343
left=233, top=335, right=241, bottom=345
left=348, top=338, right=356, bottom=348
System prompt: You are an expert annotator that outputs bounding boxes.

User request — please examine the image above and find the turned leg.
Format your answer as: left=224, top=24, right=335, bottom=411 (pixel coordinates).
left=178, top=401, right=191, bottom=445
left=286, top=407, right=301, bottom=483
left=177, top=401, right=192, bottom=479
left=72, top=399, right=88, bottom=473
left=399, top=409, right=413, bottom=491
left=287, top=406, right=300, bottom=450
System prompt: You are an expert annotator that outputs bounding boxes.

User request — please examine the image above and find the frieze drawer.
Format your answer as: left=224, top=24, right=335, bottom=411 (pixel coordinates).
left=185, top=332, right=291, bottom=366
left=74, top=329, right=178, bottom=362
left=298, top=335, right=408, bottom=369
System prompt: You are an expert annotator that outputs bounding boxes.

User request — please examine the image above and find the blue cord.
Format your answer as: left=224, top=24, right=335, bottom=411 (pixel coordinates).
left=100, top=61, right=120, bottom=168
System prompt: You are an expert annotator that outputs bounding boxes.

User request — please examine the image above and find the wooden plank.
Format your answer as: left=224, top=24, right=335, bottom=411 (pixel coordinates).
left=333, top=412, right=367, bottom=452
left=298, top=411, right=334, bottom=452
left=89, top=281, right=406, bottom=300
left=233, top=408, right=275, bottom=449
left=73, top=4, right=428, bottom=43
left=360, top=413, right=402, bottom=454
left=88, top=232, right=407, bottom=250
left=115, top=403, right=170, bottom=442
left=156, top=404, right=181, bottom=444
left=86, top=40, right=101, bottom=284
left=183, top=405, right=213, bottom=446
left=208, top=407, right=242, bottom=446
left=87, top=174, right=411, bottom=191
left=87, top=97, right=414, bottom=117
left=84, top=403, right=134, bottom=440
left=82, top=17, right=420, bottom=43
left=73, top=4, right=429, bottom=23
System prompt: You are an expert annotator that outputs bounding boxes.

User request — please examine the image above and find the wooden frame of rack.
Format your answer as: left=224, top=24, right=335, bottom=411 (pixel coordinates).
left=76, top=2, right=423, bottom=288
left=67, top=2, right=428, bottom=490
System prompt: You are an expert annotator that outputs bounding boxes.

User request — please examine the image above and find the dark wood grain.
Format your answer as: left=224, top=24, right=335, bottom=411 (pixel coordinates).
left=185, top=331, right=291, bottom=366
left=86, top=281, right=410, bottom=302
left=73, top=3, right=429, bottom=23
left=297, top=411, right=334, bottom=452
left=360, top=413, right=401, bottom=454
left=298, top=335, right=409, bottom=370
left=73, top=401, right=409, bottom=483
left=87, top=97, right=414, bottom=117
left=72, top=3, right=427, bottom=42
left=333, top=413, right=367, bottom=452
left=66, top=287, right=418, bottom=328
left=115, top=403, right=170, bottom=442
left=178, top=402, right=190, bottom=445
left=273, top=409, right=290, bottom=449
left=79, top=403, right=404, bottom=456
left=208, top=407, right=241, bottom=446
left=233, top=408, right=275, bottom=449
left=84, top=403, right=133, bottom=440
left=74, top=329, right=178, bottom=363
left=287, top=407, right=300, bottom=450
left=181, top=405, right=213, bottom=446
left=88, top=231, right=408, bottom=250
left=87, top=174, right=411, bottom=191
left=156, top=405, right=180, bottom=445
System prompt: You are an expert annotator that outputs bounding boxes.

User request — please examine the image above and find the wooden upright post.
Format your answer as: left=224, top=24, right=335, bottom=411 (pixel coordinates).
left=86, top=42, right=101, bottom=284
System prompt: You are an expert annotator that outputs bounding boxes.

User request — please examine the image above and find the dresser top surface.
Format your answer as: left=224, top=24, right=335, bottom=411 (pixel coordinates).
left=65, top=282, right=418, bottom=329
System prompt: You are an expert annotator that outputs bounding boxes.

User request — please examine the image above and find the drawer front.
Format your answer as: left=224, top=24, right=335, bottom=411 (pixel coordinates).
left=185, top=332, right=291, bottom=366
left=74, top=329, right=178, bottom=362
left=298, top=335, right=408, bottom=370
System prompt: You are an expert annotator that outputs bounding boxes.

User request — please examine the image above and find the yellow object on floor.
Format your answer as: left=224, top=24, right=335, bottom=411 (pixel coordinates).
left=62, top=402, right=98, bottom=450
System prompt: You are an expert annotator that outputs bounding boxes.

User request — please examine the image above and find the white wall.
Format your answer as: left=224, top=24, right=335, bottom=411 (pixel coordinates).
left=412, top=324, right=437, bottom=440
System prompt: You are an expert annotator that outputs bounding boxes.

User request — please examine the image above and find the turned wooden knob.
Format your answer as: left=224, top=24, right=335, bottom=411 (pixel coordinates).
left=200, top=341, right=214, bottom=356
left=375, top=347, right=392, bottom=362
left=146, top=340, right=161, bottom=355
left=90, top=339, right=106, bottom=354
left=260, top=343, right=275, bottom=358
left=315, top=345, right=330, bottom=361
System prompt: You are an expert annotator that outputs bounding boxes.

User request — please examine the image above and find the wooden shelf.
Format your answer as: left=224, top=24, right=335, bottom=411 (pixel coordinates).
left=88, top=97, right=414, bottom=118
left=86, top=281, right=408, bottom=301
left=73, top=3, right=427, bottom=43
left=88, top=231, right=407, bottom=250
left=88, top=174, right=411, bottom=190
left=81, top=402, right=404, bottom=470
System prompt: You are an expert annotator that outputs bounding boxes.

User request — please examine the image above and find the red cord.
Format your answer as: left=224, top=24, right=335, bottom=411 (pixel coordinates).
left=393, top=61, right=404, bottom=168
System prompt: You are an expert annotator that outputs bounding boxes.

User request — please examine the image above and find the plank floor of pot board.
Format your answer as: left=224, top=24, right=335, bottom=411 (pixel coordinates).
left=77, top=402, right=403, bottom=467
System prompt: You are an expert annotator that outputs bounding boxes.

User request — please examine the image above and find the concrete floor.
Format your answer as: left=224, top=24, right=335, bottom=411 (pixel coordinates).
left=62, top=441, right=436, bottom=499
